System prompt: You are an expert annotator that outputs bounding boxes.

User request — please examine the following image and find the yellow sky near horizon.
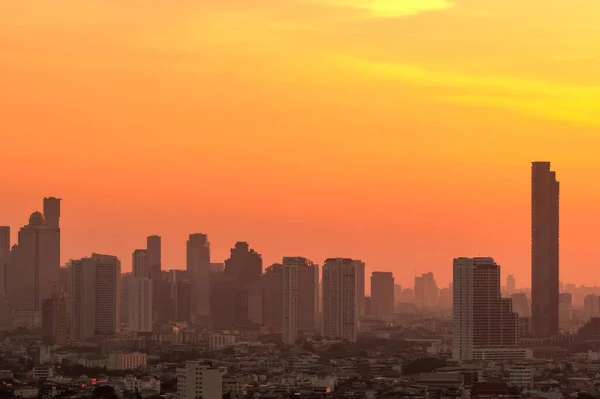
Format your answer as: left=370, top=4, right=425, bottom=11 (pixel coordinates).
left=1, top=0, right=599, bottom=287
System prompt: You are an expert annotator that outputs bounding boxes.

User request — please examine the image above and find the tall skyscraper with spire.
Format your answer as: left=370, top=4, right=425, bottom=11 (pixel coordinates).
left=531, top=162, right=560, bottom=338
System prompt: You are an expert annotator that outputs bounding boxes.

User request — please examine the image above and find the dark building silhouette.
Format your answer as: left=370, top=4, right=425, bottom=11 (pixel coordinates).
left=210, top=242, right=263, bottom=328
left=42, top=294, right=67, bottom=345
left=175, top=280, right=192, bottom=323
left=371, top=272, right=394, bottom=318
left=262, top=264, right=283, bottom=330
left=531, top=162, right=560, bottom=338
left=187, top=234, right=211, bottom=320
left=0, top=226, right=9, bottom=292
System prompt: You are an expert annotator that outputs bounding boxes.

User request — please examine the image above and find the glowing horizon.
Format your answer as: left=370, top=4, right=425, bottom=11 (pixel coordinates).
left=1, top=0, right=599, bottom=288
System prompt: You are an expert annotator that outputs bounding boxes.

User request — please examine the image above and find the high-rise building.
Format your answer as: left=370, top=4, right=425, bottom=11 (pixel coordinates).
left=177, top=361, right=222, bottom=399
left=394, top=284, right=402, bottom=311
left=6, top=199, right=61, bottom=312
left=506, top=275, right=516, bottom=296
left=0, top=226, right=9, bottom=292
left=371, top=272, right=394, bottom=318
left=132, top=249, right=150, bottom=278
left=262, top=264, right=283, bottom=330
left=146, top=235, right=161, bottom=274
left=354, top=260, right=365, bottom=318
left=70, top=254, right=120, bottom=341
left=282, top=257, right=318, bottom=345
left=186, top=234, right=210, bottom=319
left=210, top=242, right=263, bottom=328
left=129, top=277, right=153, bottom=332
left=322, top=258, right=357, bottom=342
left=42, top=294, right=68, bottom=345
left=511, top=293, right=531, bottom=318
left=559, top=292, right=572, bottom=328
left=415, top=272, right=439, bottom=308
left=119, top=272, right=133, bottom=326
left=129, top=249, right=153, bottom=332
left=0, top=291, right=13, bottom=331
left=584, top=294, right=599, bottom=320
left=175, top=280, right=192, bottom=323
left=453, top=257, right=519, bottom=362
left=531, top=162, right=560, bottom=338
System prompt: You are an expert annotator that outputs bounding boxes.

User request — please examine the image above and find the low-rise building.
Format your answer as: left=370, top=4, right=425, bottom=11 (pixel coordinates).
left=107, top=352, right=147, bottom=371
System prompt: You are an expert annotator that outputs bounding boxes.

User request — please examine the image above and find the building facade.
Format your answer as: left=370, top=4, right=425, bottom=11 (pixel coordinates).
left=177, top=361, right=222, bottom=399
left=322, top=258, right=357, bottom=342
left=531, top=162, right=560, bottom=338
left=371, top=272, right=395, bottom=318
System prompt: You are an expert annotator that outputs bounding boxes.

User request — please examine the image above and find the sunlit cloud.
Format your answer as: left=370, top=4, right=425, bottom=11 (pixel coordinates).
left=331, top=55, right=600, bottom=125
left=326, top=0, right=454, bottom=17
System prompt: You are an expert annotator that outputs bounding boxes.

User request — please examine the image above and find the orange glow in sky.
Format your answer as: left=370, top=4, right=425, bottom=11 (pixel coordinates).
left=1, top=0, right=600, bottom=287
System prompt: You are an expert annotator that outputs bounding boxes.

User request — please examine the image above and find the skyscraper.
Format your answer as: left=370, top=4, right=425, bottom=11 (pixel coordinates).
left=453, top=257, right=519, bottom=362
left=414, top=272, right=439, bottom=308
left=282, top=257, right=318, bottom=345
left=0, top=226, right=9, bottom=292
left=146, top=235, right=161, bottom=274
left=584, top=294, right=599, bottom=320
left=262, top=264, right=283, bottom=330
left=506, top=274, right=516, bottom=296
left=354, top=260, right=366, bottom=318
left=531, top=162, right=560, bottom=338
left=70, top=254, right=120, bottom=341
left=130, top=249, right=153, bottom=332
left=6, top=199, right=61, bottom=312
left=371, top=272, right=394, bottom=318
left=322, top=258, right=357, bottom=342
left=187, top=234, right=210, bottom=319
left=42, top=294, right=68, bottom=345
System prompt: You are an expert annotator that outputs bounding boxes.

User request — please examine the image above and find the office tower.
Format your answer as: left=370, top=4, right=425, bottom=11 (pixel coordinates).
left=70, top=254, right=120, bottom=341
left=186, top=234, right=210, bottom=319
left=177, top=361, right=222, bottom=399
left=506, top=275, right=516, bottom=296
left=282, top=257, right=318, bottom=345
left=400, top=288, right=414, bottom=303
left=364, top=296, right=372, bottom=317
left=354, top=260, right=365, bottom=318
left=584, top=294, right=599, bottom=320
left=414, top=272, right=438, bottom=307
left=6, top=199, right=61, bottom=311
left=130, top=249, right=153, bottom=331
left=371, top=272, right=394, bottom=318
left=453, top=257, right=519, bottom=362
left=559, top=292, right=572, bottom=328
left=511, top=293, right=531, bottom=318
left=146, top=235, right=161, bottom=274
left=175, top=280, right=192, bottom=323
left=132, top=249, right=150, bottom=278
left=129, top=277, right=153, bottom=332
left=394, top=284, right=402, bottom=311
left=438, top=286, right=453, bottom=310
left=42, top=294, right=67, bottom=345
left=211, top=242, right=263, bottom=328
left=119, top=273, right=132, bottom=325
left=0, top=226, right=9, bottom=291
left=262, top=264, right=283, bottom=330
left=58, top=266, right=70, bottom=293
left=322, top=258, right=357, bottom=342
left=531, top=162, right=560, bottom=338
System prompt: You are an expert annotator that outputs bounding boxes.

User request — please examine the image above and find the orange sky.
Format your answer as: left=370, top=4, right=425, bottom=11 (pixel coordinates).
left=1, top=0, right=599, bottom=288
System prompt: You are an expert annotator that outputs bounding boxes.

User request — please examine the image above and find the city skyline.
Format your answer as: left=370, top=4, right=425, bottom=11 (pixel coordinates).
left=2, top=0, right=600, bottom=288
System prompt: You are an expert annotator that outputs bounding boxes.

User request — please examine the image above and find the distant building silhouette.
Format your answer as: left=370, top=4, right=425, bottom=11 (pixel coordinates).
left=282, top=257, right=318, bottom=344
left=187, top=234, right=210, bottom=320
left=42, top=293, right=67, bottom=345
left=70, top=253, right=120, bottom=341
left=6, top=198, right=61, bottom=314
left=453, top=257, right=520, bottom=361
left=370, top=272, right=394, bottom=319
left=506, top=274, right=516, bottom=296
left=531, top=162, right=560, bottom=338
left=354, top=260, right=366, bottom=318
left=584, top=294, right=599, bottom=320
left=322, top=258, right=357, bottom=342
left=414, top=272, right=439, bottom=308
left=262, top=263, right=283, bottom=331
left=511, top=293, right=531, bottom=318
left=0, top=226, right=9, bottom=292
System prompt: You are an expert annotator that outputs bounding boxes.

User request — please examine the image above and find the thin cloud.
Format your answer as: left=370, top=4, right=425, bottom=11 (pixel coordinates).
left=325, top=0, right=454, bottom=17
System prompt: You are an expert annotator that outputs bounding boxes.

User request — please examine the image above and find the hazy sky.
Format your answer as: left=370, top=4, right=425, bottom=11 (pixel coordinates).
left=1, top=0, right=599, bottom=288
